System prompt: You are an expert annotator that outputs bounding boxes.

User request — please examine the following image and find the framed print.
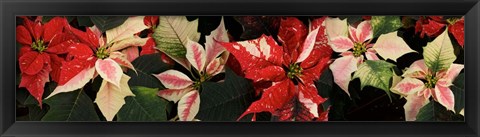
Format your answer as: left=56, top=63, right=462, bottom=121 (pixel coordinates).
left=1, top=0, right=479, bottom=137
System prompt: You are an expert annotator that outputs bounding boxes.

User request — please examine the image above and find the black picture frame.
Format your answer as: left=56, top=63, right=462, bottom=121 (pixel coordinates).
left=1, top=0, right=478, bottom=136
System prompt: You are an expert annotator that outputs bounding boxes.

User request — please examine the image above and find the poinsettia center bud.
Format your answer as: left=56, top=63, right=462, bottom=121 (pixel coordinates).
left=96, top=47, right=109, bottom=59
left=287, top=63, right=302, bottom=79
left=193, top=81, right=202, bottom=90
left=31, top=40, right=47, bottom=52
left=353, top=42, right=367, bottom=57
left=446, top=17, right=460, bottom=25
left=425, top=74, right=438, bottom=89
left=193, top=73, right=211, bottom=90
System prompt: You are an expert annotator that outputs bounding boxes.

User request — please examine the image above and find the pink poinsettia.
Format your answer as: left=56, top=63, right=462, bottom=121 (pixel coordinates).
left=155, top=18, right=229, bottom=121
left=327, top=18, right=377, bottom=95
left=327, top=17, right=415, bottom=96
left=391, top=60, right=463, bottom=121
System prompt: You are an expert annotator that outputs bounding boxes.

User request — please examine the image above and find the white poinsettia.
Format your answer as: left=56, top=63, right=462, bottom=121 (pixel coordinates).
left=154, top=17, right=229, bottom=121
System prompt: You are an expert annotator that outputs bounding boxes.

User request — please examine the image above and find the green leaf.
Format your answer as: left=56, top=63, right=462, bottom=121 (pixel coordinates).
left=371, top=16, right=402, bottom=38
left=117, top=86, right=169, bottom=121
left=77, top=16, right=94, bottom=27
left=126, top=53, right=172, bottom=88
left=90, top=16, right=129, bottom=32
left=416, top=100, right=463, bottom=121
left=28, top=105, right=48, bottom=121
left=451, top=73, right=464, bottom=114
left=153, top=16, right=200, bottom=58
left=423, top=29, right=456, bottom=73
left=352, top=60, right=395, bottom=100
left=416, top=101, right=435, bottom=121
left=16, top=88, right=30, bottom=105
left=315, top=68, right=333, bottom=111
left=196, top=67, right=256, bottom=121
left=42, top=89, right=99, bottom=121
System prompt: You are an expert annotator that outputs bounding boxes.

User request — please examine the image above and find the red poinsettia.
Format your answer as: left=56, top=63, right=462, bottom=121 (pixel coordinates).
left=415, top=16, right=464, bottom=47
left=221, top=17, right=332, bottom=121
left=17, top=17, right=74, bottom=105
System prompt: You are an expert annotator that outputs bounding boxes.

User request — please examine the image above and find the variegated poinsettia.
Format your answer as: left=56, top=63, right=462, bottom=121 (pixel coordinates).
left=44, top=16, right=149, bottom=121
left=327, top=17, right=415, bottom=96
left=155, top=18, right=229, bottom=121
left=415, top=16, right=464, bottom=47
left=17, top=16, right=76, bottom=106
left=391, top=29, right=463, bottom=121
left=221, top=17, right=332, bottom=121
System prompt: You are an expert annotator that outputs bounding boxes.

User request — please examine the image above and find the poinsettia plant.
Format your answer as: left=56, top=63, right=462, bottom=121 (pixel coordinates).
left=16, top=16, right=464, bottom=122
left=221, top=17, right=332, bottom=121
left=154, top=17, right=229, bottom=121
left=391, top=29, right=464, bottom=121
left=17, top=16, right=75, bottom=106
left=327, top=17, right=415, bottom=98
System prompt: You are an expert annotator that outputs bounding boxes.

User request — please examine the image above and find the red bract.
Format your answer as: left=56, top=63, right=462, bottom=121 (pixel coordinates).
left=448, top=18, right=464, bottom=47
left=140, top=16, right=159, bottom=56
left=17, top=17, right=73, bottom=105
left=58, top=25, right=99, bottom=86
left=221, top=17, right=332, bottom=121
left=144, top=16, right=159, bottom=29
left=415, top=16, right=464, bottom=47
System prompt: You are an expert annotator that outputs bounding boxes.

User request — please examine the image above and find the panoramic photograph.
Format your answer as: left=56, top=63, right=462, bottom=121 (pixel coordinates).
left=15, top=16, right=465, bottom=122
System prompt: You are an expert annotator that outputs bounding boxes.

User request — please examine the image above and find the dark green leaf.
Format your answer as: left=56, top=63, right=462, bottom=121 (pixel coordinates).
left=451, top=73, right=464, bottom=114
left=90, top=16, right=128, bottom=32
left=416, top=101, right=462, bottom=121
left=77, top=16, right=94, bottom=27
left=416, top=101, right=435, bottom=121
left=315, top=68, right=333, bottom=111
left=117, top=86, right=169, bottom=121
left=28, top=104, right=48, bottom=121
left=339, top=16, right=363, bottom=25
left=196, top=67, right=256, bottom=121
left=42, top=89, right=99, bottom=121
left=371, top=16, right=402, bottom=38
left=16, top=88, right=30, bottom=105
left=126, top=53, right=172, bottom=88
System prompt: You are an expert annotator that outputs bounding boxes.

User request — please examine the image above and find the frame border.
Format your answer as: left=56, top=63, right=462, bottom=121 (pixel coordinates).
left=1, top=0, right=479, bottom=137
